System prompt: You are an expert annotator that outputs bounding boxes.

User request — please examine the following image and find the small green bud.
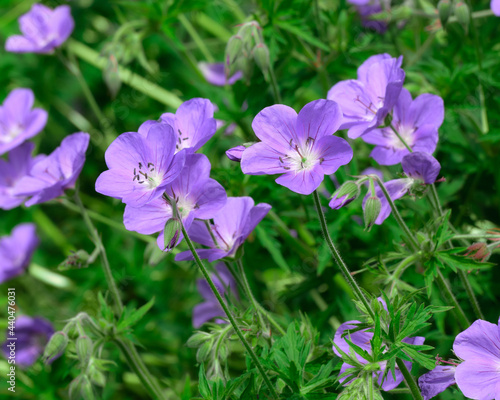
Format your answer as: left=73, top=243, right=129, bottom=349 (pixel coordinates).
left=163, top=217, right=181, bottom=251
left=76, top=335, right=93, bottom=368
left=43, top=331, right=68, bottom=364
left=186, top=332, right=211, bottom=348
left=69, top=375, right=95, bottom=400
left=454, top=2, right=470, bottom=32
left=437, top=0, right=452, bottom=26
left=196, top=339, right=213, bottom=363
left=88, top=362, right=106, bottom=387
left=363, top=196, right=382, bottom=231
left=252, top=44, right=270, bottom=79
left=225, top=35, right=243, bottom=67
left=59, top=250, right=91, bottom=271
left=330, top=181, right=361, bottom=210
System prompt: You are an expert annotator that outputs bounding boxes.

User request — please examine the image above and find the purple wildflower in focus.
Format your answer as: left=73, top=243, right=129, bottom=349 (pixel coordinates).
left=362, top=152, right=441, bottom=225
left=0, top=142, right=41, bottom=210
left=0, top=223, right=39, bottom=283
left=160, top=98, right=217, bottom=154
left=226, top=145, right=246, bottom=162
left=123, top=153, right=227, bottom=250
left=2, top=316, right=54, bottom=367
left=198, top=62, right=243, bottom=86
left=418, top=365, right=456, bottom=400
left=193, top=263, right=238, bottom=328
left=492, top=0, right=500, bottom=16
left=348, top=0, right=390, bottom=33
left=14, top=132, right=90, bottom=206
left=176, top=197, right=271, bottom=262
left=453, top=317, right=500, bottom=399
left=0, top=88, right=48, bottom=155
left=362, top=88, right=444, bottom=165
left=95, top=124, right=185, bottom=207
left=241, top=99, right=353, bottom=195
left=5, top=4, right=74, bottom=54
left=327, top=53, right=405, bottom=139
left=333, top=319, right=425, bottom=391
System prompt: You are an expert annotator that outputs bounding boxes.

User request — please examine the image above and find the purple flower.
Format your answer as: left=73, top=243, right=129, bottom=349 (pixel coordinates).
left=362, top=88, right=444, bottom=165
left=226, top=145, right=246, bottom=162
left=418, top=365, right=456, bottom=400
left=0, top=223, right=39, bottom=283
left=362, top=152, right=441, bottom=225
left=198, top=62, right=243, bottom=86
left=95, top=124, right=185, bottom=207
left=160, top=98, right=217, bottom=153
left=5, top=4, right=74, bottom=54
left=349, top=0, right=390, bottom=33
left=241, top=99, right=353, bottom=195
left=492, top=0, right=500, bottom=16
left=453, top=317, right=500, bottom=399
left=176, top=197, right=271, bottom=262
left=327, top=54, right=405, bottom=139
left=193, top=263, right=238, bottom=328
left=333, top=320, right=425, bottom=391
left=2, top=316, right=54, bottom=367
left=123, top=153, right=227, bottom=250
left=13, top=132, right=90, bottom=206
left=0, top=142, right=40, bottom=210
left=0, top=88, right=48, bottom=155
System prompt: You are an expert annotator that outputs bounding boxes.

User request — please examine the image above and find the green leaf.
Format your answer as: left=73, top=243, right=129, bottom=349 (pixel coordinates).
left=117, top=297, right=155, bottom=331
left=255, top=225, right=290, bottom=271
left=275, top=20, right=330, bottom=51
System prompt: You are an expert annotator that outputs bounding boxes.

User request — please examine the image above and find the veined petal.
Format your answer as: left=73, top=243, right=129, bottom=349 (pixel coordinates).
left=315, top=135, right=353, bottom=175
left=123, top=198, right=171, bottom=235
left=295, top=99, right=343, bottom=145
left=241, top=142, right=287, bottom=175
left=453, top=319, right=500, bottom=361
left=275, top=164, right=324, bottom=195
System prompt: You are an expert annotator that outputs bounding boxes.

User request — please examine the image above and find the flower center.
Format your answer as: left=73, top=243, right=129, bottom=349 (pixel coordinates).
left=175, top=129, right=190, bottom=153
left=132, top=162, right=162, bottom=189
left=279, top=137, right=322, bottom=172
left=0, top=124, right=23, bottom=144
left=390, top=124, right=415, bottom=150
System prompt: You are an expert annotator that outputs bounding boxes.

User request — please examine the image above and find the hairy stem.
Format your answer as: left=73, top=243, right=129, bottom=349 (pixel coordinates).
left=435, top=269, right=470, bottom=329
left=396, top=359, right=424, bottom=400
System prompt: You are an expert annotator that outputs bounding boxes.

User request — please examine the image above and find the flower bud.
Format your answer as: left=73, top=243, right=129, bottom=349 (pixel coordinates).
left=363, top=196, right=381, bottom=231
left=59, top=250, right=90, bottom=271
left=329, top=181, right=360, bottom=210
left=43, top=331, right=68, bottom=364
left=69, top=375, right=95, bottom=400
left=186, top=331, right=211, bottom=347
left=76, top=335, right=93, bottom=368
left=252, top=43, right=270, bottom=79
left=454, top=2, right=470, bottom=33
left=226, top=145, right=246, bottom=162
left=225, top=35, right=243, bottom=68
left=163, top=217, right=182, bottom=251
left=437, top=0, right=452, bottom=26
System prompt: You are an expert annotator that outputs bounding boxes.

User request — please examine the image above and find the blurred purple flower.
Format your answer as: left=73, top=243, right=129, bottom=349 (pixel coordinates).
left=0, top=223, right=39, bottom=283
left=362, top=152, right=441, bottom=224
left=0, top=142, right=40, bottom=210
left=14, top=132, right=89, bottom=206
left=361, top=167, right=384, bottom=181
left=241, top=100, right=353, bottom=195
left=0, top=88, right=47, bottom=155
left=96, top=124, right=185, bottom=207
left=2, top=316, right=54, bottom=368
left=492, top=0, right=500, bottom=16
left=363, top=88, right=444, bottom=165
left=348, top=0, right=390, bottom=33
left=176, top=197, right=271, bottom=262
left=160, top=98, right=217, bottom=153
left=453, top=317, right=500, bottom=399
left=418, top=365, right=456, bottom=400
left=226, top=145, right=246, bottom=162
left=333, top=319, right=424, bottom=391
left=5, top=4, right=74, bottom=54
left=193, top=263, right=238, bottom=328
left=327, top=53, right=405, bottom=139
left=123, top=153, right=227, bottom=250
left=198, top=62, right=243, bottom=86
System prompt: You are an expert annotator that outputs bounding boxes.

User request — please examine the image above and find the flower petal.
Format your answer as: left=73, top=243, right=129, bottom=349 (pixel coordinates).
left=295, top=99, right=343, bottom=145
left=418, top=365, right=456, bottom=400
left=275, top=164, right=324, bottom=195
left=241, top=142, right=287, bottom=175
left=315, top=135, right=353, bottom=175
left=453, top=319, right=500, bottom=361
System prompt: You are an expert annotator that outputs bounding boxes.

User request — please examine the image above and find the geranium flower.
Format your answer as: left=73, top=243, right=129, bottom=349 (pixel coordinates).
left=0, top=223, right=39, bottom=283
left=241, top=99, right=353, bottom=195
left=362, top=88, right=444, bottom=165
left=418, top=365, right=456, bottom=400
left=198, top=62, right=243, bottom=86
left=327, top=53, right=405, bottom=139
left=226, top=145, right=246, bottom=162
left=95, top=124, right=185, bottom=207
left=14, top=132, right=90, bottom=206
left=5, top=4, right=74, bottom=54
left=123, top=153, right=227, bottom=250
left=175, top=197, right=271, bottom=262
left=0, top=88, right=47, bottom=155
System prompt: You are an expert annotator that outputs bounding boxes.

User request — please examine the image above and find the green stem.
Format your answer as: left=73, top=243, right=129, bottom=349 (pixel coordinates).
left=389, top=253, right=421, bottom=295
left=179, top=222, right=278, bottom=399
left=390, top=124, right=412, bottom=152
left=457, top=269, right=484, bottom=320
left=268, top=64, right=282, bottom=103
left=452, top=233, right=500, bottom=241
left=312, top=190, right=374, bottom=319
left=236, top=260, right=286, bottom=336
left=435, top=269, right=470, bottom=329
left=396, top=359, right=424, bottom=400
left=178, top=14, right=215, bottom=62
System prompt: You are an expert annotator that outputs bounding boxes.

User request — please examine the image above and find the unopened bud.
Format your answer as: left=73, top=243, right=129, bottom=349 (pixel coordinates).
left=76, top=335, right=93, bottom=368
left=186, top=331, right=211, bottom=347
left=363, top=196, right=382, bottom=231
left=69, top=375, right=95, bottom=400
left=59, top=250, right=90, bottom=271
left=437, top=0, right=452, bottom=26
left=226, top=145, right=246, bottom=162
left=329, top=181, right=360, bottom=210
left=43, top=331, right=68, bottom=364
left=163, top=217, right=181, bottom=251
left=454, top=2, right=470, bottom=32
left=225, top=35, right=243, bottom=67
left=252, top=44, right=270, bottom=79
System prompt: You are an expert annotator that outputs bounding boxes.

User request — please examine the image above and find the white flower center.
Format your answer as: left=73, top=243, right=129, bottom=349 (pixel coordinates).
left=132, top=162, right=162, bottom=189
left=0, top=124, right=23, bottom=144
left=175, top=129, right=191, bottom=153
left=390, top=124, right=415, bottom=150
left=280, top=138, right=322, bottom=172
